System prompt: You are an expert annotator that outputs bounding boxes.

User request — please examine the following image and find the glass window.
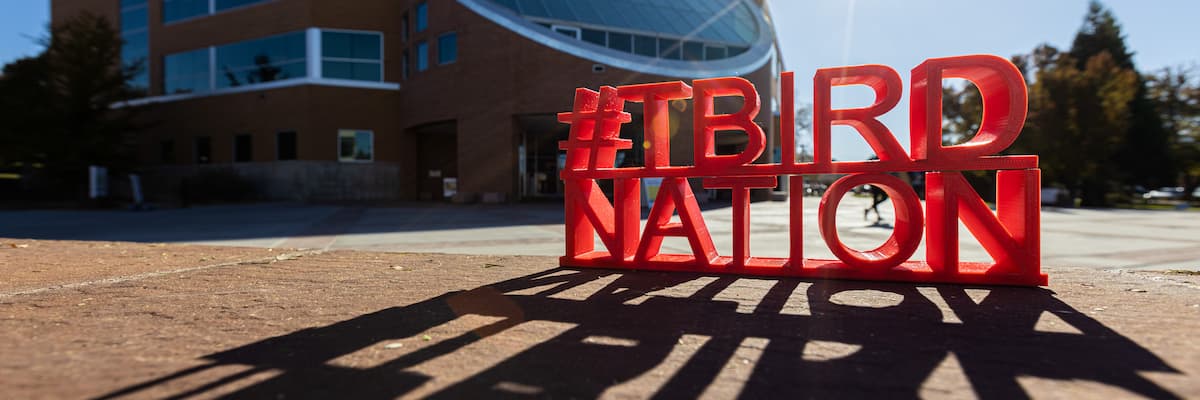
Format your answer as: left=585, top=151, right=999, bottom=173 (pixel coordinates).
left=415, top=2, right=428, bottom=32
left=322, top=31, right=381, bottom=60
left=165, top=0, right=268, bottom=23
left=704, top=45, right=727, bottom=60
left=120, top=0, right=149, bottom=92
left=438, top=32, right=457, bottom=64
left=682, top=41, right=704, bottom=61
left=487, top=0, right=761, bottom=49
left=581, top=29, right=606, bottom=46
left=234, top=134, right=253, bottom=162
left=323, top=61, right=382, bottom=81
left=321, top=31, right=382, bottom=82
left=215, top=32, right=306, bottom=88
left=195, top=136, right=212, bottom=164
left=658, top=38, right=681, bottom=60
left=338, top=130, right=373, bottom=162
left=120, top=6, right=147, bottom=32
left=401, top=13, right=409, bottom=42
left=162, top=0, right=208, bottom=23
left=416, top=41, right=428, bottom=71
left=607, top=32, right=631, bottom=53
left=164, top=48, right=211, bottom=94
left=402, top=50, right=409, bottom=80
left=633, top=35, right=656, bottom=57
left=552, top=25, right=580, bottom=39
left=215, top=0, right=267, bottom=12
left=277, top=131, right=297, bottom=160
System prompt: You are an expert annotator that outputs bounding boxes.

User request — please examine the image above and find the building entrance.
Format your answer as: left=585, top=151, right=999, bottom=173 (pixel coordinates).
left=411, top=121, right=458, bottom=201
left=517, top=115, right=568, bottom=199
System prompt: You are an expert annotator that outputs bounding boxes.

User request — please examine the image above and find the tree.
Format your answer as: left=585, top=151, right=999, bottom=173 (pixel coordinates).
left=1068, top=1, right=1175, bottom=192
left=0, top=12, right=143, bottom=196
left=1014, top=49, right=1138, bottom=206
left=794, top=102, right=812, bottom=162
left=1147, top=65, right=1200, bottom=198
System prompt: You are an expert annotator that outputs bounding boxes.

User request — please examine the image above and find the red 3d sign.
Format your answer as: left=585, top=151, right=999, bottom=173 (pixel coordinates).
left=558, top=54, right=1045, bottom=286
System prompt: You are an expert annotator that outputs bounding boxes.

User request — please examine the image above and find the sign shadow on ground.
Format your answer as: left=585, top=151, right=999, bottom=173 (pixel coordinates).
left=96, top=268, right=1182, bottom=399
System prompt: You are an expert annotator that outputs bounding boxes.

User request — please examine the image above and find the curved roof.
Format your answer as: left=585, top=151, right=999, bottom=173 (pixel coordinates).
left=489, top=0, right=759, bottom=46
left=458, top=0, right=776, bottom=78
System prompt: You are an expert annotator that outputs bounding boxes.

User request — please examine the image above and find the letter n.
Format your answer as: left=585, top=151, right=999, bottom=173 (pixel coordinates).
left=564, top=178, right=640, bottom=262
left=926, top=170, right=1043, bottom=283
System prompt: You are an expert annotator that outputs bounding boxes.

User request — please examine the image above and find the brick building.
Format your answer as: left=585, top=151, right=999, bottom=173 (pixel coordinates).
left=52, top=0, right=782, bottom=202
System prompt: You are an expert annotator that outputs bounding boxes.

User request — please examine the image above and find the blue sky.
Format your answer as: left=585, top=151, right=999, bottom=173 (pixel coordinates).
left=1, top=1, right=1196, bottom=161
left=0, top=1, right=49, bottom=63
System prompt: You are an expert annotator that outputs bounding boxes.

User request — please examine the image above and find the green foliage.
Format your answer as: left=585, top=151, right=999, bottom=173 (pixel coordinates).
left=0, top=12, right=144, bottom=196
left=1147, top=65, right=1200, bottom=198
left=943, top=1, right=1184, bottom=207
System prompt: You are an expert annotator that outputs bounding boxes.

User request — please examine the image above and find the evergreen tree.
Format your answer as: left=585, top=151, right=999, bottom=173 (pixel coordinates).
left=1068, top=1, right=1175, bottom=191
left=0, top=12, right=144, bottom=197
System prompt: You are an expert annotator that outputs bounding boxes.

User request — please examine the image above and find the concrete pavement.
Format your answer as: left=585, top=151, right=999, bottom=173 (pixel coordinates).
left=0, top=195, right=1197, bottom=271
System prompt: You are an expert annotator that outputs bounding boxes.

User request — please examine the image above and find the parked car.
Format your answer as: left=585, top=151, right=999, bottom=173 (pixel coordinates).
left=1143, top=187, right=1186, bottom=201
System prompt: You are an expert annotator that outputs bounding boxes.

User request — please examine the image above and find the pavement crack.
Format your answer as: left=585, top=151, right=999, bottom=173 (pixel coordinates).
left=0, top=250, right=325, bottom=299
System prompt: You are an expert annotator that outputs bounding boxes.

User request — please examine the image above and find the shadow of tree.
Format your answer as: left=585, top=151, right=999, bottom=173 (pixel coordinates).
left=96, top=268, right=1181, bottom=399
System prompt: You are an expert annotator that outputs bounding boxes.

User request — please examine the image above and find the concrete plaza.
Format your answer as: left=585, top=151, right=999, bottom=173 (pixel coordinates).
left=0, top=195, right=1196, bottom=271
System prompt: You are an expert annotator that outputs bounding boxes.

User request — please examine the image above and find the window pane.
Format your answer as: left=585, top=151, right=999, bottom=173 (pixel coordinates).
left=606, top=32, right=631, bottom=52
left=322, top=31, right=381, bottom=60
left=322, top=61, right=381, bottom=82
left=121, top=31, right=148, bottom=66
left=415, top=2, right=428, bottom=32
left=120, top=0, right=147, bottom=10
left=234, top=134, right=252, bottom=162
left=164, top=48, right=211, bottom=94
left=682, top=41, right=704, bottom=61
left=120, top=7, right=147, bottom=31
left=704, top=45, right=727, bottom=60
left=355, top=131, right=373, bottom=161
left=658, top=38, right=680, bottom=60
left=215, top=32, right=307, bottom=88
left=215, top=0, right=267, bottom=12
left=581, top=29, right=605, bottom=46
left=401, top=13, right=409, bottom=42
left=338, top=130, right=373, bottom=161
left=438, top=32, right=457, bottom=64
left=163, top=0, right=207, bottom=23
left=402, top=51, right=409, bottom=80
left=553, top=26, right=578, bottom=39
left=633, top=35, right=656, bottom=57
left=416, top=42, right=428, bottom=71
left=277, top=131, right=297, bottom=160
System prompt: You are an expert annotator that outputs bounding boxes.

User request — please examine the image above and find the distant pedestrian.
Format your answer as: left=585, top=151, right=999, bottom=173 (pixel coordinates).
left=864, top=185, right=889, bottom=224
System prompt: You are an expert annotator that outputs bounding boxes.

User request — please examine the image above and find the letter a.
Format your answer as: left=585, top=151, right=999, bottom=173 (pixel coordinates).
left=637, top=177, right=718, bottom=266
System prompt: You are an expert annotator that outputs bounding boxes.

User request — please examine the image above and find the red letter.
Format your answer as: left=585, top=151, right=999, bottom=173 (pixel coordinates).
left=637, top=177, right=718, bottom=266
left=910, top=55, right=1027, bottom=163
left=818, top=173, right=924, bottom=269
left=813, top=65, right=908, bottom=164
left=781, top=71, right=796, bottom=167
left=619, top=81, right=693, bottom=169
left=925, top=170, right=1042, bottom=284
left=692, top=77, right=765, bottom=172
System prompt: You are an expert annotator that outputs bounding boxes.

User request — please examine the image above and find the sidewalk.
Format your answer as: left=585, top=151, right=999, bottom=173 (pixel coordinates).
left=1, top=239, right=1197, bottom=399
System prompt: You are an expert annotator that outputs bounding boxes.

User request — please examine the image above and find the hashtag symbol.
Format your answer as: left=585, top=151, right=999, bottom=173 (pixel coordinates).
left=558, top=86, right=633, bottom=172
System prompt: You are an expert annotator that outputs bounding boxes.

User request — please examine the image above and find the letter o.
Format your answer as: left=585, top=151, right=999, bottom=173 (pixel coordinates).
left=818, top=173, right=924, bottom=269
